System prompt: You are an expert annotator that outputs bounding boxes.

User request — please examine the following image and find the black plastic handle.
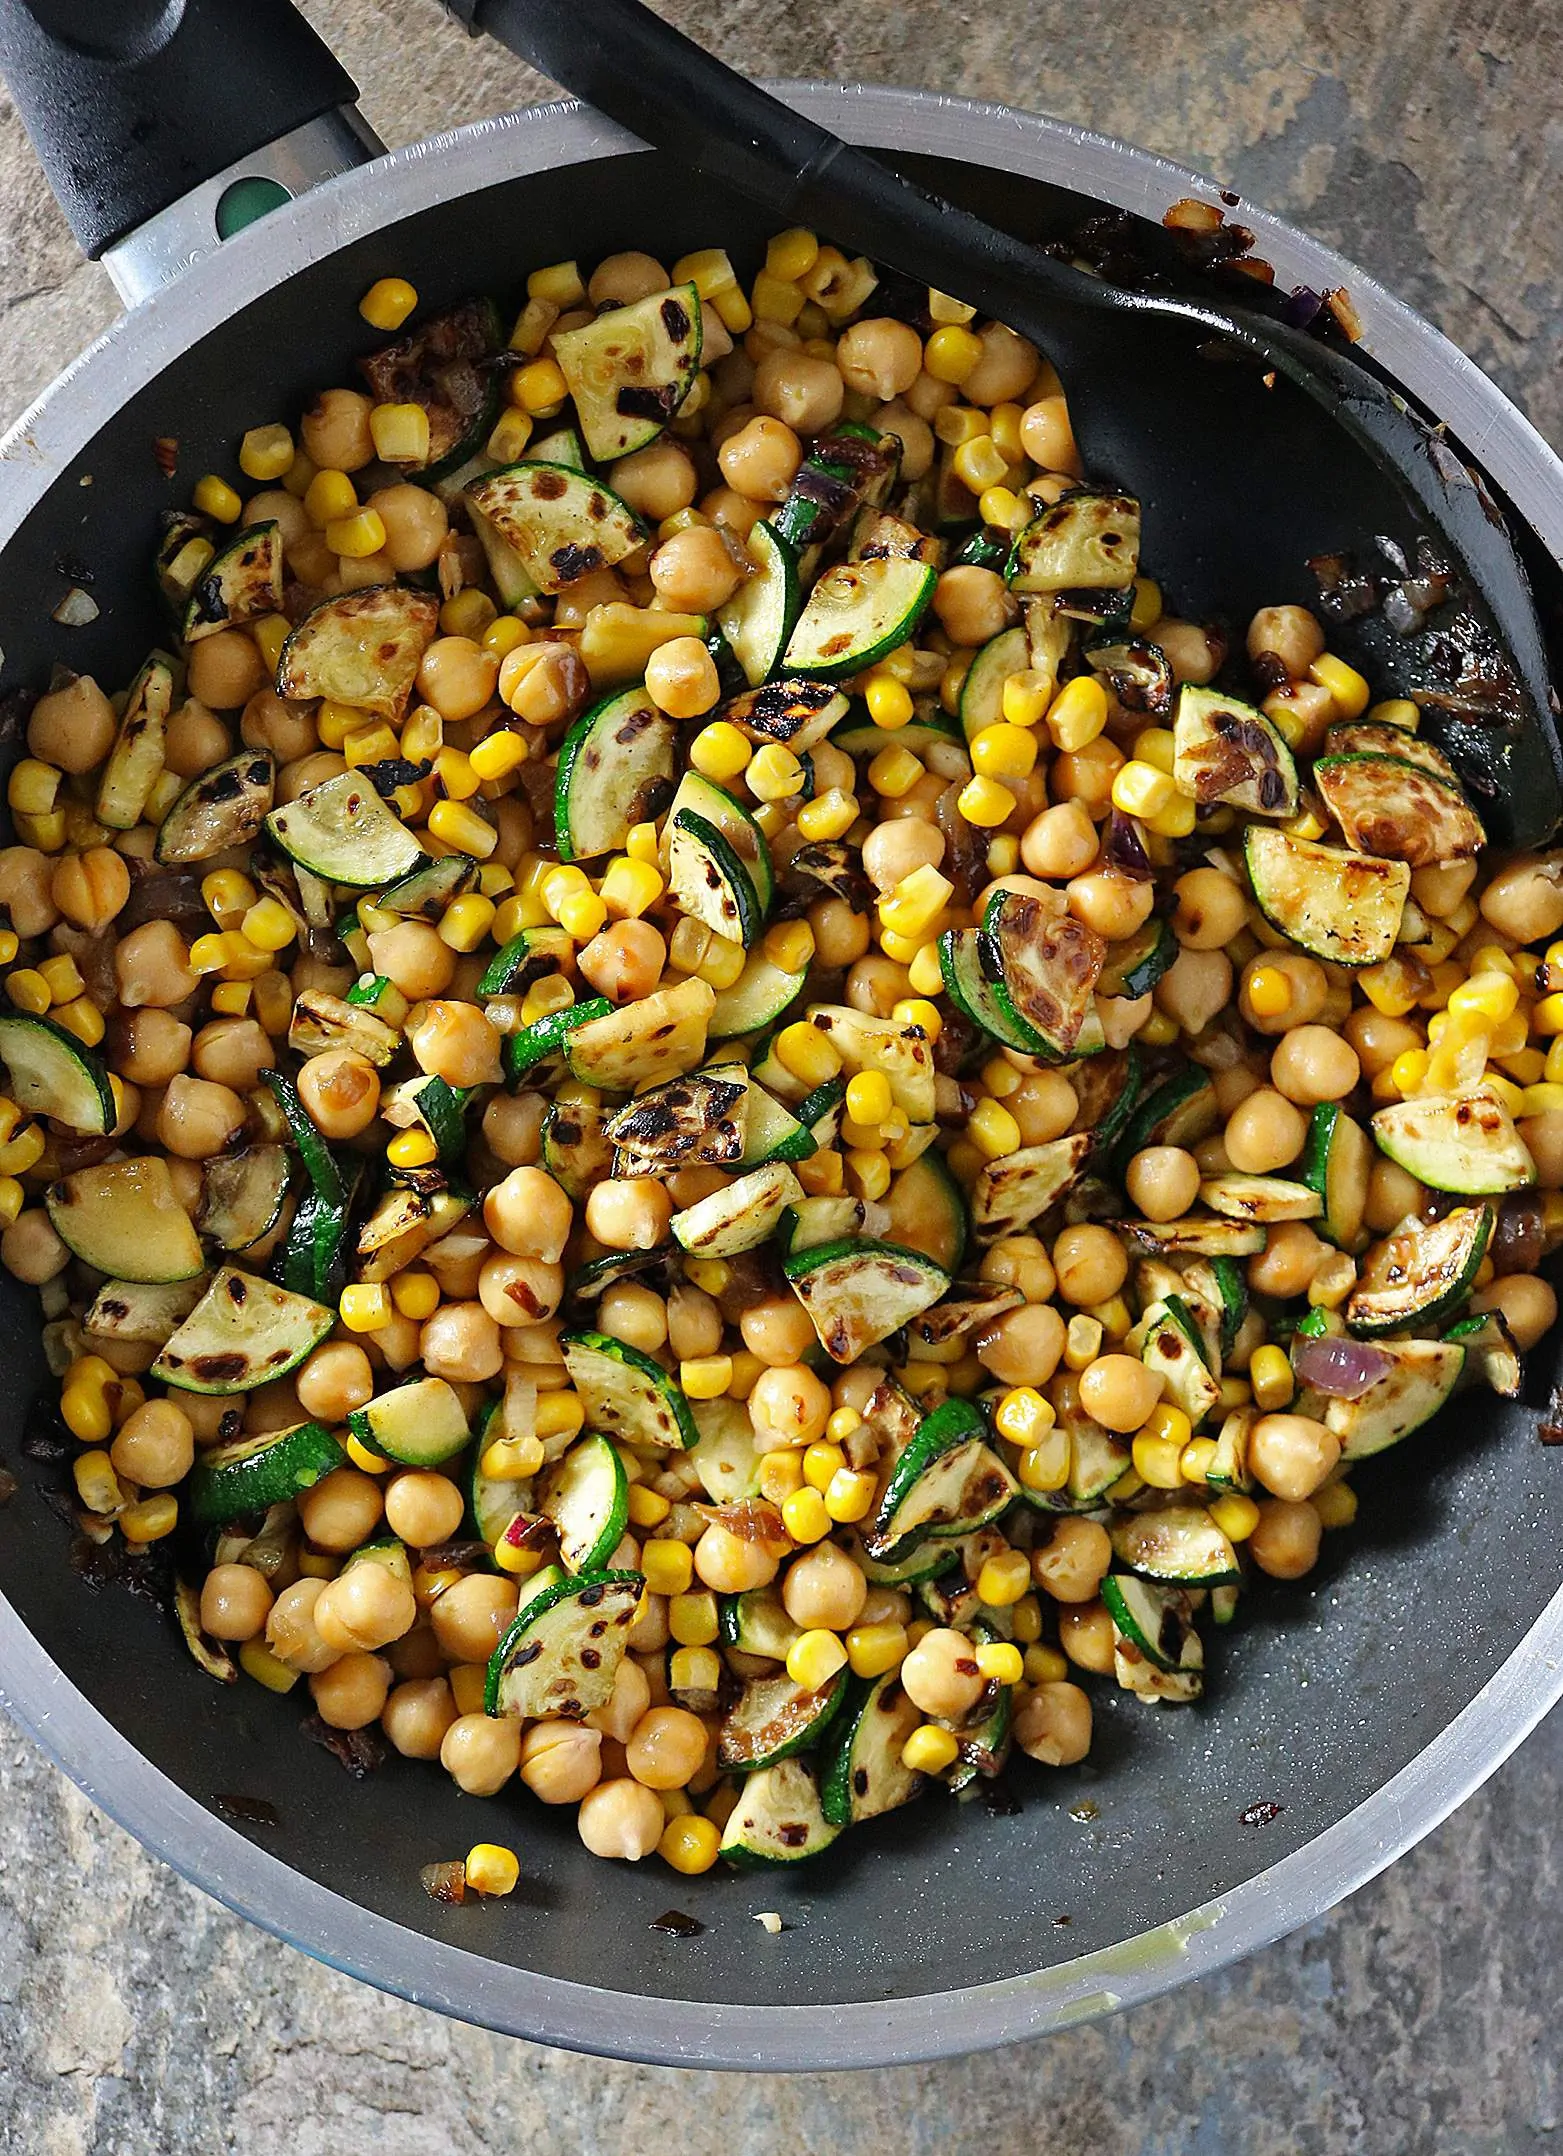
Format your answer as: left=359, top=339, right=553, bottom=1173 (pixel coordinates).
left=0, top=0, right=359, bottom=258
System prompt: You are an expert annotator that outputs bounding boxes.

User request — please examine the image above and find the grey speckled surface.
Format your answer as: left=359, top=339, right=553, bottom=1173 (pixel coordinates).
left=1, top=0, right=1562, bottom=2146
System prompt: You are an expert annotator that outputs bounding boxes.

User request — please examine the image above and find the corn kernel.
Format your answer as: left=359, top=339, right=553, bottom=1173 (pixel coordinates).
left=841, top=1070, right=891, bottom=1129
left=822, top=1467, right=874, bottom=1524
left=239, top=1641, right=300, bottom=1693
left=1451, top=973, right=1520, bottom=1025
left=1312, top=1480, right=1357, bottom=1530
left=1111, top=758, right=1176, bottom=820
left=757, top=1447, right=806, bottom=1505
left=791, top=1440, right=843, bottom=1496
left=969, top=1098, right=1021, bottom=1160
left=902, top=1724, right=960, bottom=1774
left=13, top=808, right=65, bottom=853
left=1132, top=1431, right=1186, bottom=1489
left=842, top=1621, right=907, bottom=1680
left=486, top=409, right=535, bottom=464
left=1180, top=1436, right=1219, bottom=1484
left=995, top=1386, right=1055, bottom=1447
left=747, top=742, right=805, bottom=801
left=1309, top=652, right=1371, bottom=718
left=528, top=258, right=587, bottom=307
left=1245, top=964, right=1293, bottom=1019
left=781, top=1485, right=831, bottom=1545
left=359, top=274, right=418, bottom=330
left=1147, top=791, right=1198, bottom=839
left=508, top=356, right=567, bottom=416
left=342, top=1433, right=389, bottom=1475
left=456, top=1842, right=518, bottom=1899
left=1520, top=1082, right=1563, bottom=1117
left=52, top=996, right=105, bottom=1048
left=1210, top=1492, right=1261, bottom=1542
left=792, top=789, right=856, bottom=843
left=863, top=747, right=921, bottom=806
left=677, top=1354, right=733, bottom=1402
left=844, top=1146, right=891, bottom=1201
left=339, top=1284, right=393, bottom=1333
left=535, top=1392, right=585, bottom=1441
left=383, top=1269, right=437, bottom=1322
left=689, top=720, right=751, bottom=782
left=774, top=1021, right=841, bottom=1088
left=238, top=423, right=295, bottom=481
left=0, top=1121, right=45, bottom=1177
left=957, top=775, right=1016, bottom=829
left=368, top=399, right=432, bottom=465
left=923, top=323, right=985, bottom=384
left=978, top=485, right=1024, bottom=532
left=1248, top=1343, right=1295, bottom=1411
left=976, top=1550, right=1030, bottom=1607
left=658, top=1813, right=720, bottom=1875
left=953, top=435, right=1009, bottom=493
left=879, top=864, right=954, bottom=941
left=669, top=1588, right=719, bottom=1646
left=0, top=1177, right=24, bottom=1228
left=971, top=722, right=1038, bottom=783
left=440, top=588, right=497, bottom=640
left=694, top=931, right=746, bottom=990
left=34, top=954, right=80, bottom=1005
left=1045, top=674, right=1109, bottom=752
left=385, top=1127, right=439, bottom=1173
left=1065, top=1314, right=1104, bottom=1371
left=5, top=970, right=50, bottom=1016
left=642, top=1539, right=695, bottom=1598
left=786, top=1628, right=848, bottom=1691
left=862, top=673, right=914, bottom=732
left=238, top=896, right=296, bottom=954
left=303, top=467, right=358, bottom=527
left=1140, top=1401, right=1193, bottom=1453
left=193, top=473, right=241, bottom=524
left=1367, top=698, right=1420, bottom=731
left=758, top=922, right=812, bottom=980
left=975, top=1640, right=1025, bottom=1686
left=427, top=800, right=497, bottom=857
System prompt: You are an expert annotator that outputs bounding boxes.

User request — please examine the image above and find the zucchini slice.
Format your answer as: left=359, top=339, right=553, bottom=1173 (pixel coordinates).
left=1244, top=826, right=1410, bottom=967
left=685, top=1396, right=765, bottom=1505
left=551, top=282, right=702, bottom=460
left=984, top=889, right=1105, bottom=1057
left=1446, top=1310, right=1523, bottom=1398
left=358, top=296, right=502, bottom=473
left=1171, top=685, right=1298, bottom=817
left=910, top=1284, right=1024, bottom=1348
left=288, top=989, right=400, bottom=1068
left=1069, top=1043, right=1142, bottom=1155
left=667, top=808, right=764, bottom=945
left=1313, top=753, right=1485, bottom=866
left=1110, top=1504, right=1240, bottom=1585
left=716, top=1668, right=848, bottom=1773
left=1096, top=916, right=1177, bottom=1001
left=276, top=586, right=439, bottom=720
left=1345, top=1202, right=1493, bottom=1335
left=1116, top=1215, right=1267, bottom=1257
left=1182, top=1255, right=1248, bottom=1359
left=941, top=1643, right=1014, bottom=1788
left=820, top=1673, right=925, bottom=1827
left=542, top=1432, right=631, bottom=1573
left=605, top=1068, right=748, bottom=1175
left=540, top=1088, right=614, bottom=1201
left=554, top=687, right=678, bottom=862
left=882, top=1149, right=968, bottom=1273
left=1021, top=1394, right=1132, bottom=1514
left=475, top=924, right=572, bottom=998
left=354, top=1185, right=472, bottom=1284
left=1106, top=1576, right=1204, bottom=1701
left=1119, top=1067, right=1219, bottom=1160
left=772, top=420, right=899, bottom=558
left=485, top=1567, right=643, bottom=1719
left=848, top=1532, right=965, bottom=1586
left=1301, top=1102, right=1372, bottom=1251
left=266, top=768, right=422, bottom=888
left=564, top=977, right=715, bottom=1093
left=467, top=1418, right=532, bottom=1546
left=706, top=948, right=808, bottom=1041
left=1085, top=633, right=1175, bottom=719
left=782, top=555, right=937, bottom=678
left=970, top=1131, right=1093, bottom=1241
left=718, top=1587, right=800, bottom=1661
left=347, top=1376, right=470, bottom=1467
left=47, top=1156, right=205, bottom=1282
left=806, top=1004, right=937, bottom=1124
left=784, top=1236, right=949, bottom=1362
left=0, top=1012, right=114, bottom=1136
left=181, top=520, right=282, bottom=642
left=723, top=678, right=848, bottom=752
left=199, top=1145, right=291, bottom=1252
left=778, top=1194, right=868, bottom=1256
left=561, top=1329, right=699, bottom=1450
left=382, top=1075, right=470, bottom=1168
left=664, top=771, right=773, bottom=913
left=265, top=1068, right=347, bottom=1207
left=377, top=852, right=480, bottom=921
left=190, top=1420, right=345, bottom=1528
left=671, top=1160, right=804, bottom=1258
left=1204, top=1405, right=1256, bottom=1494
left=1007, top=490, right=1140, bottom=593
left=1370, top=1087, right=1536, bottom=1196
left=502, top=996, right=614, bottom=1090
left=154, top=750, right=275, bottom=865
left=958, top=624, right=1029, bottom=743
left=96, top=653, right=174, bottom=829
left=719, top=1757, right=841, bottom=1867
left=1308, top=1335, right=1465, bottom=1459
left=1199, top=1174, right=1323, bottom=1224
left=154, top=1266, right=334, bottom=1392
left=281, top=1182, right=358, bottom=1306
left=464, top=463, right=645, bottom=596
left=1136, top=1296, right=1222, bottom=1429
left=1323, top=720, right=1459, bottom=779
left=85, top=1274, right=206, bottom=1345
left=865, top=1397, right=1017, bottom=1558
left=716, top=520, right=801, bottom=687
left=939, top=927, right=1048, bottom=1054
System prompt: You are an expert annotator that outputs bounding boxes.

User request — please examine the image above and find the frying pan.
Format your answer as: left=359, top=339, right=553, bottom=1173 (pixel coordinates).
left=1, top=0, right=1562, bottom=2073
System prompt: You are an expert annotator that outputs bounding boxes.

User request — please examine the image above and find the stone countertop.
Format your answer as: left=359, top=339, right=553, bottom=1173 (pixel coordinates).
left=1, top=1, right=1561, bottom=2147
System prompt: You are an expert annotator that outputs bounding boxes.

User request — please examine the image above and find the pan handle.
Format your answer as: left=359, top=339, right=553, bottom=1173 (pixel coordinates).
left=0, top=0, right=377, bottom=302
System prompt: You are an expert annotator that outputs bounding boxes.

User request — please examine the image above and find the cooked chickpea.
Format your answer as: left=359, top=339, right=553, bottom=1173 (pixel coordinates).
left=1171, top=866, right=1247, bottom=949
left=1270, top=1026, right=1360, bottom=1106
left=578, top=917, right=666, bottom=1003
left=932, top=565, right=1013, bottom=647
left=1247, top=1220, right=1326, bottom=1300
left=1, top=1210, right=68, bottom=1285
left=1479, top=856, right=1563, bottom=944
left=1014, top=1680, right=1093, bottom=1765
left=1125, top=1146, right=1201, bottom=1223
left=644, top=635, right=720, bottom=719
left=314, top=1562, right=418, bottom=1654
left=51, top=846, right=129, bottom=931
left=420, top=1301, right=504, bottom=1383
left=650, top=525, right=744, bottom=612
left=409, top=1000, right=501, bottom=1088
left=309, top=1651, right=391, bottom=1729
left=1157, top=619, right=1220, bottom=685
left=115, top=920, right=199, bottom=1008
left=716, top=416, right=802, bottom=503
left=383, top=1471, right=465, bottom=1550
left=584, top=1177, right=672, bottom=1252
left=748, top=1362, right=832, bottom=1447
left=1247, top=1498, right=1323, bottom=1580
left=753, top=346, right=845, bottom=433
left=1473, top=1272, right=1558, bottom=1352
left=28, top=672, right=118, bottom=771
left=1078, top=1353, right=1164, bottom=1433
left=1249, top=1413, right=1341, bottom=1502
left=961, top=322, right=1038, bottom=405
left=367, top=482, right=448, bottom=572
left=577, top=1776, right=665, bottom=1860
left=598, top=1281, right=667, bottom=1355
left=155, top=1073, right=247, bottom=1160
left=520, top=1718, right=604, bottom=1803
left=1058, top=1598, right=1117, bottom=1674
left=110, top=1398, right=194, bottom=1489
left=975, top=1301, right=1066, bottom=1388
left=0, top=847, right=60, bottom=937
left=1008, top=1070, right=1079, bottom=1147
left=862, top=817, right=944, bottom=893
left=783, top=1543, right=867, bottom=1633
left=367, top=920, right=457, bottom=999
left=587, top=250, right=666, bottom=306
left=901, top=1626, right=986, bottom=1720
left=835, top=317, right=923, bottom=401
left=417, top=636, right=498, bottom=722
left=502, top=639, right=590, bottom=728
left=1247, top=604, right=1325, bottom=677
left=266, top=1578, right=339, bottom=1673
left=192, top=1016, right=273, bottom=1092
left=604, top=440, right=696, bottom=522
left=1344, top=1006, right=1422, bottom=1080
left=295, top=1048, right=381, bottom=1140
left=622, top=1705, right=706, bottom=1792
left=1052, top=1223, right=1128, bottom=1307
left=198, top=1563, right=274, bottom=1643
left=278, top=749, right=346, bottom=802
left=1155, top=947, right=1232, bottom=1037
left=740, top=1295, right=817, bottom=1368
left=441, top=1710, right=522, bottom=1795
left=1519, top=1112, right=1563, bottom=1191
left=1067, top=869, right=1156, bottom=943
left=478, top=1251, right=563, bottom=1328
left=1018, top=394, right=1081, bottom=476
left=482, top=1165, right=573, bottom=1262
left=382, top=1676, right=458, bottom=1760
left=301, top=386, right=375, bottom=470
left=1020, top=802, right=1097, bottom=881
left=1032, top=1516, right=1112, bottom=1605
left=430, top=1573, right=519, bottom=1663
left=1224, top=1088, right=1308, bottom=1175
left=186, top=630, right=265, bottom=710
left=1365, top=1157, right=1425, bottom=1233
left=980, top=1233, right=1057, bottom=1305
left=482, top=1091, right=546, bottom=1168
left=693, top=1521, right=779, bottom=1593
left=809, top=895, right=871, bottom=968
left=296, top=1467, right=383, bottom=1553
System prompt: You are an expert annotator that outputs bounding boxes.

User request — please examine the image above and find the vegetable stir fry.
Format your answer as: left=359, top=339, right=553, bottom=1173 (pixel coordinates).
left=2, top=227, right=1559, bottom=1881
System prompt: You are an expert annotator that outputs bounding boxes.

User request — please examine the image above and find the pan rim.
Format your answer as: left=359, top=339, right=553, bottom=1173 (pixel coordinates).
left=1, top=81, right=1561, bottom=2070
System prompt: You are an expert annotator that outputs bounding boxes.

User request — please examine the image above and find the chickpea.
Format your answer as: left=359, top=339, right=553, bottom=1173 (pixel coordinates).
left=483, top=1165, right=573, bottom=1262
left=1412, top=861, right=1478, bottom=919
left=1032, top=1516, right=1112, bottom=1605
left=932, top=565, right=1013, bottom=647
left=382, top=1676, right=458, bottom=1760
left=441, top=1710, right=522, bottom=1795
left=1008, top=1070, right=1078, bottom=1147
left=295, top=1468, right=382, bottom=1554
left=1225, top=1088, right=1308, bottom=1175
left=110, top=1398, right=194, bottom=1490
left=1247, top=1412, right=1340, bottom=1503
left=1078, top=1353, right=1163, bottom=1434
left=1344, top=1006, right=1422, bottom=1081
left=417, top=636, right=498, bottom=722
left=479, top=1251, right=563, bottom=1328
left=315, top=1562, right=418, bottom=1655
left=1125, top=1145, right=1200, bottom=1223
left=1155, top=947, right=1232, bottom=1037
left=383, top=1470, right=465, bottom=1550
left=715, top=415, right=803, bottom=504
left=666, top=1283, right=721, bottom=1363
left=420, top=1302, right=504, bottom=1383
left=585, top=1177, right=672, bottom=1252
left=409, top=1000, right=501, bottom=1088
left=783, top=1544, right=867, bottom=1633
left=308, top=1651, right=391, bottom=1729
left=976, top=1301, right=1066, bottom=1388
left=1157, top=619, right=1220, bottom=685
left=745, top=348, right=841, bottom=435
left=0, top=847, right=59, bottom=937
left=1058, top=1597, right=1117, bottom=1674
left=1519, top=1111, right=1563, bottom=1191
left=1067, top=869, right=1156, bottom=943
left=1365, top=1157, right=1424, bottom=1234
left=598, top=1281, right=667, bottom=1356
left=693, top=1521, right=780, bottom=1593
left=1170, top=865, right=1247, bottom=950
left=748, top=1362, right=832, bottom=1447
left=1247, top=1220, right=1326, bottom=1300
left=846, top=954, right=910, bottom=1018
left=293, top=1048, right=379, bottom=1141
left=1014, top=1679, right=1093, bottom=1766
left=296, top=1341, right=374, bottom=1424
left=301, top=387, right=375, bottom=470
left=1247, top=604, right=1325, bottom=678
left=1052, top=1223, right=1128, bottom=1307
left=809, top=895, right=871, bottom=969
left=1270, top=1026, right=1360, bottom=1106
left=602, top=441, right=696, bottom=524
left=1247, top=1498, right=1323, bottom=1580
left=962, top=322, right=1039, bottom=406
left=29, top=672, right=118, bottom=773
left=367, top=920, right=457, bottom=999
left=644, top=635, right=720, bottom=720
left=1020, top=802, right=1096, bottom=881
left=192, top=1016, right=272, bottom=1093
left=901, top=1626, right=986, bottom=1720
left=981, top=1234, right=1057, bottom=1305
left=186, top=626, right=265, bottom=711
left=830, top=316, right=920, bottom=402
left=266, top=1578, right=339, bottom=1673
left=520, top=1718, right=604, bottom=1804
left=50, top=846, right=129, bottom=932
left=1473, top=1272, right=1558, bottom=1352
left=650, top=526, right=744, bottom=613
left=155, top=1073, right=246, bottom=1160
left=577, top=1776, right=664, bottom=1860
left=277, top=749, right=347, bottom=803
left=623, top=1705, right=707, bottom=1792
left=576, top=916, right=666, bottom=1004
left=367, top=482, right=448, bottom=573
left=501, top=640, right=590, bottom=729
left=115, top=920, right=199, bottom=1009
left=1479, top=855, right=1563, bottom=945
left=588, top=251, right=666, bottom=305
left=0, top=1209, right=66, bottom=1286
left=861, top=816, right=944, bottom=894
left=482, top=1091, right=546, bottom=1169
left=430, top=1573, right=519, bottom=1664
left=740, top=1295, right=817, bottom=1368
left=198, top=1562, right=273, bottom=1643
left=1018, top=395, right=1082, bottom=477
left=109, top=1012, right=188, bottom=1092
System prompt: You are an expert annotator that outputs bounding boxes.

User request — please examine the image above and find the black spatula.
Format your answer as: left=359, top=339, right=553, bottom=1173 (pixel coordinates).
left=456, top=0, right=1563, bottom=848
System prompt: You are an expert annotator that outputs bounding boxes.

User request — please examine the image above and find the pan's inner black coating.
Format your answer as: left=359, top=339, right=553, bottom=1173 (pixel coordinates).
left=0, top=145, right=1559, bottom=2013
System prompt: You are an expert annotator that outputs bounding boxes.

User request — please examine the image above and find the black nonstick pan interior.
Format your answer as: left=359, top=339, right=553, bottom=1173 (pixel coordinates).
left=1, top=130, right=1560, bottom=2031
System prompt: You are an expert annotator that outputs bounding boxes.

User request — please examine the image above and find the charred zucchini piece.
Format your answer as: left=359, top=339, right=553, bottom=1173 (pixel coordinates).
left=1119, top=1067, right=1219, bottom=1159
left=958, top=624, right=1029, bottom=743
left=475, top=923, right=572, bottom=998
left=464, top=463, right=645, bottom=596
left=1371, top=1086, right=1536, bottom=1195
left=155, top=751, right=274, bottom=865
left=719, top=1757, right=840, bottom=1867
left=154, top=1267, right=334, bottom=1392
left=561, top=1330, right=699, bottom=1450
left=564, top=978, right=715, bottom=1093
left=357, top=296, right=502, bottom=473
left=784, top=1237, right=949, bottom=1362
left=502, top=996, right=614, bottom=1090
left=0, top=1012, right=115, bottom=1136
left=485, top=1567, right=643, bottom=1719
left=354, top=1185, right=472, bottom=1284
left=1244, top=826, right=1410, bottom=966
left=1116, top=1216, right=1266, bottom=1257
left=266, top=768, right=422, bottom=887
left=348, top=1375, right=470, bottom=1467
left=1096, top=915, right=1177, bottom=1000
left=1301, top=1101, right=1373, bottom=1251
left=552, top=283, right=702, bottom=461
left=1085, top=634, right=1175, bottom=717
left=199, top=1145, right=291, bottom=1252
left=882, top=1149, right=968, bottom=1273
left=722, top=678, right=848, bottom=752
left=1199, top=1174, right=1323, bottom=1223
left=86, top=1275, right=208, bottom=1347
left=1172, top=685, right=1298, bottom=817
left=377, top=853, right=479, bottom=920
left=706, top=947, right=808, bottom=1041
left=1305, top=1335, right=1466, bottom=1458
left=1069, top=1043, right=1142, bottom=1156
left=1313, top=753, right=1485, bottom=865
left=47, top=1156, right=205, bottom=1282
left=717, top=1667, right=848, bottom=1772
left=667, top=807, right=764, bottom=946
left=938, top=927, right=1044, bottom=1054
left=555, top=686, right=677, bottom=862
left=984, top=888, right=1105, bottom=1057
left=605, top=1068, right=748, bottom=1176
left=1110, top=1505, right=1240, bottom=1586
left=820, top=1672, right=925, bottom=1827
left=96, top=653, right=174, bottom=830
left=1445, top=1309, right=1523, bottom=1398
left=288, top=989, right=400, bottom=1067
left=540, top=1088, right=614, bottom=1201
left=1345, top=1202, right=1493, bottom=1335
left=190, top=1420, right=344, bottom=1528
left=1007, top=489, right=1141, bottom=593
left=181, top=521, right=282, bottom=642
left=275, top=586, right=439, bottom=721
left=971, top=1131, right=1093, bottom=1241
left=782, top=554, right=937, bottom=678
left=807, top=1003, right=937, bottom=1124
left=672, top=1161, right=804, bottom=1258
left=865, top=1397, right=1017, bottom=1558
left=1323, top=720, right=1460, bottom=781
left=664, top=769, right=774, bottom=913
left=715, top=519, right=800, bottom=687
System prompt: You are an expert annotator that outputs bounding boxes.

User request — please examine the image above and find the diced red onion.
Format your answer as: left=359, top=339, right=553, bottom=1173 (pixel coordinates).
left=1291, top=1333, right=1394, bottom=1400
left=1102, top=808, right=1154, bottom=881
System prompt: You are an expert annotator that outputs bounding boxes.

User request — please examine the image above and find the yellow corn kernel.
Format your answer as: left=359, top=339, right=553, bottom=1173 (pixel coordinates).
left=1023, top=1645, right=1069, bottom=1688
left=901, top=1724, right=960, bottom=1774
left=1248, top=1343, right=1295, bottom=1411
left=786, top=1628, right=848, bottom=1691
left=757, top=1448, right=806, bottom=1506
left=524, top=256, right=586, bottom=308
left=690, top=930, right=743, bottom=991
left=238, top=422, right=295, bottom=481
left=970, top=722, right=1038, bottom=782
left=368, top=402, right=432, bottom=465
left=974, top=1640, right=1025, bottom=1687
left=339, top=1284, right=393, bottom=1333
left=359, top=274, right=418, bottom=330
left=978, top=485, right=1024, bottom=532
left=486, top=409, right=535, bottom=464
left=641, top=1538, right=695, bottom=1599
left=862, top=672, right=914, bottom=732
left=0, top=1176, right=24, bottom=1228
left=463, top=1841, right=520, bottom=1898
left=481, top=1432, right=547, bottom=1484
left=1210, top=1492, right=1261, bottom=1542
left=431, top=747, right=481, bottom=804
left=892, top=998, right=942, bottom=1044
left=619, top=1487, right=670, bottom=1539
left=201, top=868, right=257, bottom=926
left=1140, top=1401, right=1193, bottom=1454
left=583, top=858, right=656, bottom=928
left=1065, top=1314, right=1104, bottom=1373
left=823, top=1467, right=875, bottom=1524
left=668, top=1650, right=724, bottom=1708
left=1147, top=791, right=1198, bottom=839
left=1367, top=698, right=1420, bottom=732
left=1245, top=964, right=1293, bottom=1020
left=933, top=403, right=987, bottom=448
left=969, top=1098, right=1021, bottom=1161
left=1111, top=759, right=1176, bottom=820
left=788, top=1440, right=842, bottom=1496
left=532, top=1392, right=584, bottom=1443
left=62, top=1364, right=116, bottom=1442
left=520, top=977, right=576, bottom=1028
left=5, top=970, right=51, bottom=1015
left=303, top=467, right=358, bottom=527
left=986, top=400, right=1024, bottom=461
left=994, top=1386, right=1055, bottom=1448
left=844, top=1146, right=892, bottom=1202
left=952, top=435, right=1009, bottom=493
left=843, top=1070, right=892, bottom=1128
left=1179, top=1436, right=1218, bottom=1484
left=781, top=1485, right=831, bottom=1545
left=1520, top=1082, right=1563, bottom=1117
left=1130, top=726, right=1176, bottom=774
left=239, top=1641, right=300, bottom=1693
left=52, top=996, right=105, bottom=1048
left=747, top=743, right=805, bottom=801
left=432, top=894, right=493, bottom=955
left=690, top=720, right=752, bottom=782
left=343, top=1433, right=390, bottom=1475
left=0, top=1098, right=19, bottom=1147
left=957, top=775, right=1017, bottom=829
left=7, top=759, right=61, bottom=818
left=1309, top=652, right=1371, bottom=719
left=669, top=1588, right=719, bottom=1648
left=386, top=1269, right=438, bottom=1322
left=762, top=920, right=815, bottom=976
left=976, top=1550, right=1030, bottom=1607
left=923, top=323, right=985, bottom=384
left=844, top=1621, right=908, bottom=1680
left=894, top=943, right=940, bottom=1004
left=758, top=228, right=817, bottom=287
left=658, top=1813, right=721, bottom=1876
left=387, top=1127, right=441, bottom=1173
left=879, top=865, right=954, bottom=942
left=1450, top=972, right=1520, bottom=1025
left=193, top=473, right=242, bottom=524
left=996, top=670, right=1049, bottom=730
left=773, top=1021, right=839, bottom=1088
left=511, top=356, right=569, bottom=414
left=1045, top=674, right=1109, bottom=752
left=427, top=800, right=497, bottom=858
left=1312, top=1480, right=1357, bottom=1530
left=36, top=954, right=81, bottom=1005
left=251, top=608, right=288, bottom=668
left=749, top=269, right=803, bottom=325
left=677, top=1354, right=732, bottom=1403
left=238, top=896, right=296, bottom=955
left=441, top=589, right=497, bottom=641
left=792, top=789, right=857, bottom=844
left=480, top=618, right=530, bottom=668
left=863, top=748, right=921, bottom=807
left=1130, top=1429, right=1185, bottom=1490
left=13, top=808, right=65, bottom=852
